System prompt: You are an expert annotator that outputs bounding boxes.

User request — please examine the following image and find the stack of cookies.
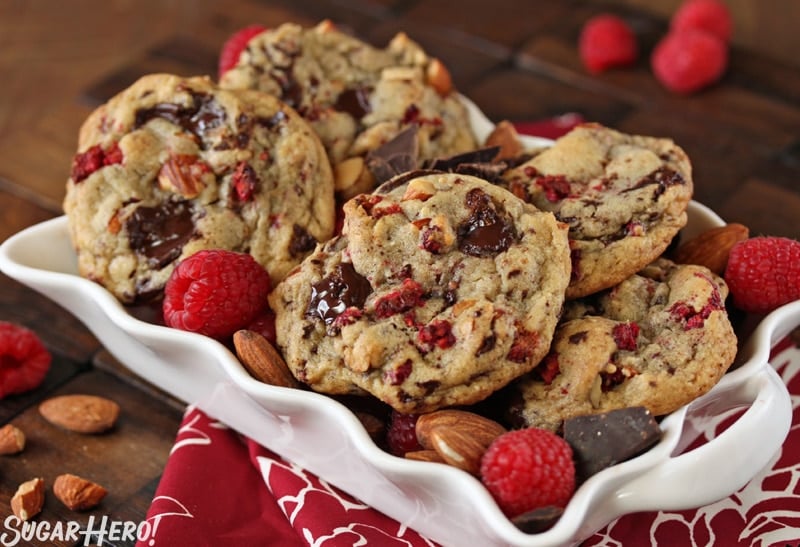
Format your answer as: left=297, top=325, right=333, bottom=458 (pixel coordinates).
left=63, top=20, right=737, bottom=437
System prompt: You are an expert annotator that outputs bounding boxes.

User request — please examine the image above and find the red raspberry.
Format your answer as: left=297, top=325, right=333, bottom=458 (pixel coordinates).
left=386, top=411, right=422, bottom=456
left=163, top=250, right=272, bottom=340
left=578, top=14, right=638, bottom=74
left=480, top=428, right=575, bottom=517
left=724, top=236, right=800, bottom=315
left=651, top=29, right=728, bottom=94
left=0, top=321, right=52, bottom=398
left=218, top=24, right=268, bottom=79
left=671, top=0, right=733, bottom=43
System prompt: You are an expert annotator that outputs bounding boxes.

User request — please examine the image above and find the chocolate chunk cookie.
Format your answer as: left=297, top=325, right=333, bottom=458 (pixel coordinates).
left=268, top=172, right=571, bottom=413
left=501, top=123, right=693, bottom=299
left=219, top=20, right=478, bottom=200
left=509, top=258, right=737, bottom=431
left=63, top=73, right=335, bottom=303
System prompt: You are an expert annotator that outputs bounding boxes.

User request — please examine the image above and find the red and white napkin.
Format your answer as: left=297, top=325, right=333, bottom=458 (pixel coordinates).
left=136, top=117, right=800, bottom=547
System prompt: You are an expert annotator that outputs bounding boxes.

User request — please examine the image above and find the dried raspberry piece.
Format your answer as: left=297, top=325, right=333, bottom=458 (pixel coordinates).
left=0, top=322, right=52, bottom=398
left=724, top=236, right=800, bottom=314
left=373, top=279, right=426, bottom=318
left=386, top=411, right=422, bottom=456
left=480, top=428, right=576, bottom=517
left=651, top=29, right=727, bottom=94
left=71, top=142, right=124, bottom=183
left=534, top=353, right=560, bottom=385
left=218, top=24, right=268, bottom=79
left=536, top=174, right=572, bottom=203
left=578, top=14, right=638, bottom=74
left=417, top=320, right=456, bottom=351
left=232, top=161, right=259, bottom=202
left=383, top=360, right=413, bottom=386
left=612, top=322, right=639, bottom=350
left=163, top=249, right=272, bottom=340
left=671, top=0, right=733, bottom=43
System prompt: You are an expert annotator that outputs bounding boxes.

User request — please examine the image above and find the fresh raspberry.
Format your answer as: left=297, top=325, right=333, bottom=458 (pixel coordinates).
left=386, top=411, right=422, bottom=456
left=671, top=0, right=733, bottom=43
left=163, top=250, right=272, bottom=340
left=724, top=236, right=800, bottom=314
left=218, top=24, right=267, bottom=80
left=480, top=428, right=575, bottom=517
left=0, top=321, right=52, bottom=398
left=651, top=29, right=728, bottom=94
left=578, top=14, right=638, bottom=74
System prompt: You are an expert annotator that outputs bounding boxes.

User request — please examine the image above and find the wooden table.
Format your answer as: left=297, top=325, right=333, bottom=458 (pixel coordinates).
left=1, top=1, right=799, bottom=545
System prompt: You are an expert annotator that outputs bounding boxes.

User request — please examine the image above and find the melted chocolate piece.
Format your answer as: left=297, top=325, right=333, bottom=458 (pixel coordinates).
left=563, top=406, right=662, bottom=483
left=457, top=188, right=517, bottom=257
left=306, top=263, right=373, bottom=325
left=134, top=91, right=225, bottom=145
left=334, top=87, right=372, bottom=119
left=125, top=201, right=196, bottom=269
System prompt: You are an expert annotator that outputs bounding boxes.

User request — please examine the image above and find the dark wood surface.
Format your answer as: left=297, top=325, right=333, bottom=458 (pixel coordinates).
left=1, top=1, right=799, bottom=544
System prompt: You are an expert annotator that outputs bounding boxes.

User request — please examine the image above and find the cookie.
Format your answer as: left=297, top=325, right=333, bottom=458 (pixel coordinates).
left=509, top=258, right=737, bottom=431
left=268, top=172, right=571, bottom=413
left=219, top=20, right=478, bottom=200
left=63, top=73, right=335, bottom=303
left=501, top=123, right=693, bottom=299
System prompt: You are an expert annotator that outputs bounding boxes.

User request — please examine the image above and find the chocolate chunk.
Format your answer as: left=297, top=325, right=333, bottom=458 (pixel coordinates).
left=511, top=506, right=564, bottom=534
left=366, top=126, right=420, bottom=185
left=134, top=91, right=225, bottom=145
left=334, top=87, right=372, bottom=119
left=563, top=406, right=662, bottom=483
left=289, top=224, right=317, bottom=257
left=125, top=200, right=196, bottom=269
left=306, top=262, right=373, bottom=325
left=457, top=188, right=517, bottom=257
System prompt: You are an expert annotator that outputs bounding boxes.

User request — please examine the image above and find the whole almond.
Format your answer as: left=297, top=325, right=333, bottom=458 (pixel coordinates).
left=0, top=423, right=26, bottom=455
left=53, top=474, right=107, bottom=511
left=233, top=330, right=301, bottom=388
left=426, top=58, right=453, bottom=96
left=415, top=410, right=506, bottom=475
left=485, top=120, right=524, bottom=160
left=404, top=449, right=445, bottom=463
left=672, top=223, right=750, bottom=275
left=10, top=478, right=44, bottom=521
left=39, top=394, right=119, bottom=434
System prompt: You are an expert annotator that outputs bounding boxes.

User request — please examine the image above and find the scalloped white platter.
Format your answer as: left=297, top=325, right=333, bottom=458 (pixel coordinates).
left=0, top=97, right=795, bottom=547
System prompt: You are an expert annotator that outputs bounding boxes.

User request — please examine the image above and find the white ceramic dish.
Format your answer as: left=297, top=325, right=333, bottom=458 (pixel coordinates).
left=1, top=101, right=795, bottom=546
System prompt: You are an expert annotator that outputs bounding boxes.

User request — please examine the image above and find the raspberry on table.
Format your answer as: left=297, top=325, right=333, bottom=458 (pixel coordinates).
left=480, top=427, right=575, bottom=517
left=386, top=410, right=422, bottom=456
left=671, top=0, right=733, bottom=43
left=578, top=14, right=638, bottom=74
left=651, top=28, right=728, bottom=94
left=162, top=249, right=272, bottom=340
left=218, top=24, right=268, bottom=79
left=724, top=236, right=800, bottom=315
left=0, top=321, right=52, bottom=398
